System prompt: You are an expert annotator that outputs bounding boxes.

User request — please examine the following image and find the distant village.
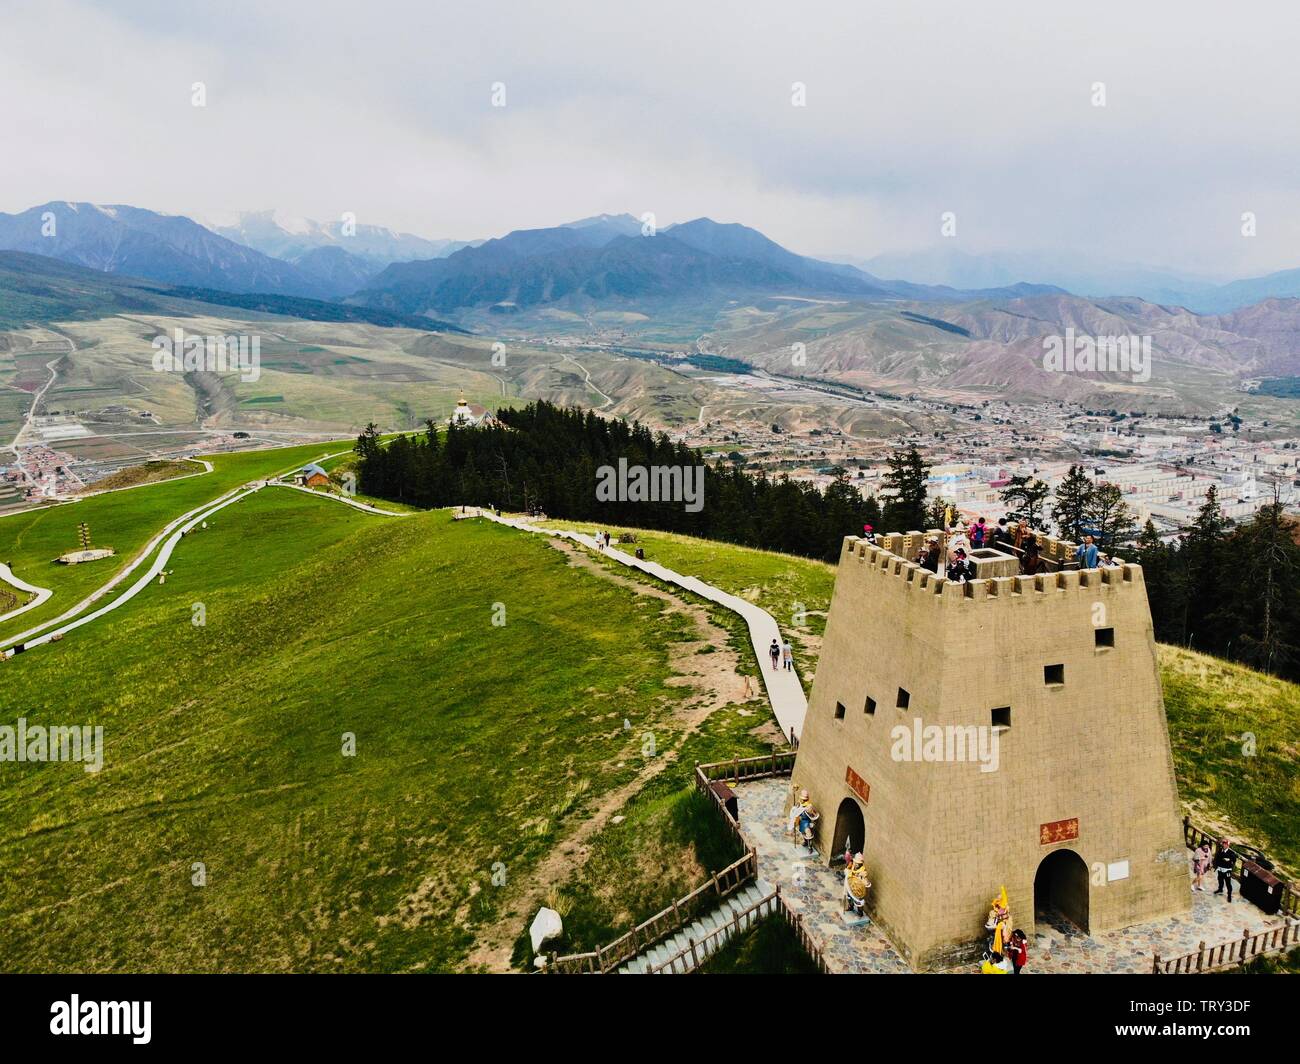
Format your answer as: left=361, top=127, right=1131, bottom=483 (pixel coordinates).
left=683, top=392, right=1300, bottom=540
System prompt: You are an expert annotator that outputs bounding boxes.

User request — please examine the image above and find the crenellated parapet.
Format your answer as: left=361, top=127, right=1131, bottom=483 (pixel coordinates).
left=843, top=533, right=1141, bottom=608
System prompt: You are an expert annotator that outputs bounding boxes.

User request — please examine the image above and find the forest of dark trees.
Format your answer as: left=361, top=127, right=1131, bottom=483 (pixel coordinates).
left=355, top=401, right=1300, bottom=681
left=1129, top=489, right=1300, bottom=680
left=353, top=401, right=911, bottom=561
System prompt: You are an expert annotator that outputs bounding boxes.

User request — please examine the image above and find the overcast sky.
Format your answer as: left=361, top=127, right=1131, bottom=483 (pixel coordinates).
left=2, top=0, right=1297, bottom=278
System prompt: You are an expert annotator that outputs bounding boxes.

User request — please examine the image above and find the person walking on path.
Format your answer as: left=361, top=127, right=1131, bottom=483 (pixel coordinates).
left=782, top=639, right=794, bottom=671
left=1213, top=839, right=1237, bottom=902
left=769, top=638, right=781, bottom=670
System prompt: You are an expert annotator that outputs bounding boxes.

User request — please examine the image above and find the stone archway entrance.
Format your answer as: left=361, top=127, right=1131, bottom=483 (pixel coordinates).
left=1034, top=848, right=1089, bottom=931
left=830, top=796, right=866, bottom=861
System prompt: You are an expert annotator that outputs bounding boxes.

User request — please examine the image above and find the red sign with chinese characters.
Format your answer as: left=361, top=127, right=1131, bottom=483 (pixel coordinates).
left=845, top=766, right=870, bottom=804
left=1040, top=818, right=1079, bottom=845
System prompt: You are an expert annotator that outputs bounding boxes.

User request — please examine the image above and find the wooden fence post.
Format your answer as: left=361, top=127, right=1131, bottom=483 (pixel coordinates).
left=1195, top=941, right=1206, bottom=972
left=689, top=937, right=699, bottom=971
left=1152, top=953, right=1161, bottom=974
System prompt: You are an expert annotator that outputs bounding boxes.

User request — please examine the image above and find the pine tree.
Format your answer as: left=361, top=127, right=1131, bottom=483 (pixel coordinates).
left=1052, top=464, right=1093, bottom=540
left=999, top=475, right=1050, bottom=529
left=1086, top=482, right=1137, bottom=550
left=881, top=447, right=929, bottom=531
left=1227, top=494, right=1300, bottom=675
left=1182, top=486, right=1231, bottom=655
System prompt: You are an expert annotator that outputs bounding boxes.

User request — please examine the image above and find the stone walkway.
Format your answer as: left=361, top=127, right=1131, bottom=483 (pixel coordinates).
left=736, top=776, right=1288, bottom=974
left=470, top=509, right=809, bottom=740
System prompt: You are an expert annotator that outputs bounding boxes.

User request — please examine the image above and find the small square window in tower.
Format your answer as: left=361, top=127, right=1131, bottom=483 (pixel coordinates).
left=992, top=706, right=1011, bottom=730
left=896, top=687, right=910, bottom=709
left=865, top=696, right=877, bottom=716
left=1044, top=664, right=1065, bottom=685
left=1095, top=627, right=1115, bottom=649
left=834, top=701, right=846, bottom=720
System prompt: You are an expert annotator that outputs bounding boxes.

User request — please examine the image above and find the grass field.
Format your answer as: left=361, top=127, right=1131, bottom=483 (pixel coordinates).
left=78, top=460, right=197, bottom=493
left=0, top=440, right=353, bottom=643
left=535, top=519, right=835, bottom=663
left=1161, top=646, right=1300, bottom=876
left=700, top=913, right=822, bottom=974
left=0, top=489, right=725, bottom=972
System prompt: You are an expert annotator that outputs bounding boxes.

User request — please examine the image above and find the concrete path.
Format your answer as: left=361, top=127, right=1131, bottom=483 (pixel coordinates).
left=0, top=563, right=52, bottom=625
left=0, top=486, right=253, bottom=652
left=0, top=450, right=391, bottom=657
left=469, top=509, right=808, bottom=740
left=269, top=480, right=411, bottom=516
left=2, top=486, right=260, bottom=656
left=616, top=879, right=775, bottom=973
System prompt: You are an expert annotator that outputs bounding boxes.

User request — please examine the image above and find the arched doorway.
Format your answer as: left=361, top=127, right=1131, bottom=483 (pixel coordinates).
left=830, top=797, right=866, bottom=862
left=1034, top=848, right=1089, bottom=931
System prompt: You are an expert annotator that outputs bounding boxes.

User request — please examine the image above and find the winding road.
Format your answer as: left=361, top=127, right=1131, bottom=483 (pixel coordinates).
left=0, top=450, right=396, bottom=656
left=0, top=563, right=52, bottom=626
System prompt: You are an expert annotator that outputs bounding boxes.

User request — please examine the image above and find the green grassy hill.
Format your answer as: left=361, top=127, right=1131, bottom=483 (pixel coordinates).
left=0, top=441, right=352, bottom=643
left=0, top=489, right=711, bottom=972
left=1162, top=647, right=1300, bottom=875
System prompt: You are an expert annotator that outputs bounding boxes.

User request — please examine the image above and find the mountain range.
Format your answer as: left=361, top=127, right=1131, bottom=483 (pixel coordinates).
left=849, top=246, right=1300, bottom=315
left=5, top=201, right=1300, bottom=331
left=353, top=214, right=1061, bottom=319
left=196, top=208, right=476, bottom=295
left=0, top=202, right=341, bottom=299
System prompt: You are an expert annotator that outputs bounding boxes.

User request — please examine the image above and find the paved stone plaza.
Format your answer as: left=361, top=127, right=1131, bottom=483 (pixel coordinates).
left=736, top=777, right=1288, bottom=974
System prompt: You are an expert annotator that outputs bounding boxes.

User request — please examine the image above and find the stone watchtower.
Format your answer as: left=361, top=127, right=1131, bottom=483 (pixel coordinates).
left=791, top=531, right=1190, bottom=970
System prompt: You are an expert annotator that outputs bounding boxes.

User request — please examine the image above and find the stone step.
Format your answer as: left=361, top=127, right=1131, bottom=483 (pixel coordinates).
left=616, top=878, right=775, bottom=974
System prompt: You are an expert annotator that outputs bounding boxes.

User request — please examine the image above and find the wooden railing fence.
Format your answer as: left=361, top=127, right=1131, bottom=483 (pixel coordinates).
left=1153, top=919, right=1298, bottom=974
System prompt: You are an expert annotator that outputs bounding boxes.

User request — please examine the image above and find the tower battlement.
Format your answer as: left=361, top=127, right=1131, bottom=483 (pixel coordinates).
left=841, top=534, right=1145, bottom=609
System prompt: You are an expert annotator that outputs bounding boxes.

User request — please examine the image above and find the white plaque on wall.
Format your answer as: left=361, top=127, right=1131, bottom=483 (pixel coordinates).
left=1107, top=860, right=1130, bottom=882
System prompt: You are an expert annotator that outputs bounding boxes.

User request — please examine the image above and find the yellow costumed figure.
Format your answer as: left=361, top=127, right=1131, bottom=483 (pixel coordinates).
left=845, top=853, right=871, bottom=914
left=985, top=886, right=1011, bottom=954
